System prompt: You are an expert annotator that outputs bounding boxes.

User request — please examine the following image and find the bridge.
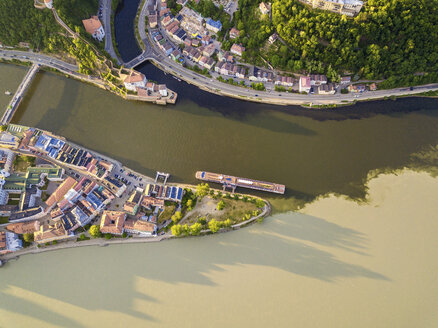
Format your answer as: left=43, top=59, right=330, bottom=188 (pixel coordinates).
left=124, top=48, right=156, bottom=68
left=1, top=64, right=40, bottom=125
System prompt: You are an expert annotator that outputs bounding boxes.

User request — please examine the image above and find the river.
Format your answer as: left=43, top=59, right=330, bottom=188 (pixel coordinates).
left=1, top=21, right=438, bottom=327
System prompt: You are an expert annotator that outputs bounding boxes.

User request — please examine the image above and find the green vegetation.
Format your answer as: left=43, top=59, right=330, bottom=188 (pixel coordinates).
left=232, top=0, right=438, bottom=85
left=208, top=218, right=221, bottom=233
left=158, top=203, right=176, bottom=224
left=0, top=0, right=61, bottom=50
left=0, top=216, right=9, bottom=224
left=274, top=85, right=286, bottom=92
left=167, top=0, right=183, bottom=16
left=171, top=211, right=183, bottom=223
left=196, top=183, right=210, bottom=199
left=89, top=224, right=102, bottom=238
left=13, top=155, right=35, bottom=172
left=0, top=125, right=7, bottom=132
left=251, top=82, right=265, bottom=91
left=217, top=200, right=225, bottom=211
left=77, top=233, right=90, bottom=241
left=23, top=232, right=34, bottom=243
left=340, top=88, right=349, bottom=94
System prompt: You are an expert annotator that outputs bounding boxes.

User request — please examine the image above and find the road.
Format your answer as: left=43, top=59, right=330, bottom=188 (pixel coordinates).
left=101, top=0, right=122, bottom=64
left=125, top=0, right=438, bottom=106
left=0, top=49, right=79, bottom=73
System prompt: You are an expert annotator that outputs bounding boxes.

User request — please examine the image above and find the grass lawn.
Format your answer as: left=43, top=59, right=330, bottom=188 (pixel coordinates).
left=13, top=155, right=35, bottom=172
left=158, top=204, right=176, bottom=224
left=0, top=216, right=9, bottom=224
left=184, top=196, right=260, bottom=225
left=7, top=199, right=20, bottom=205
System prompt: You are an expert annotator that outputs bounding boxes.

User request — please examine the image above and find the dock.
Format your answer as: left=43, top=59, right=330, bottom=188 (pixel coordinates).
left=1, top=64, right=40, bottom=125
left=195, top=171, right=285, bottom=194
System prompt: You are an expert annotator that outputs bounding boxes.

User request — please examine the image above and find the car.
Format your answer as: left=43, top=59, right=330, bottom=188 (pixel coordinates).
left=255, top=94, right=258, bottom=97
left=409, top=86, right=414, bottom=91
left=115, top=174, right=119, bottom=178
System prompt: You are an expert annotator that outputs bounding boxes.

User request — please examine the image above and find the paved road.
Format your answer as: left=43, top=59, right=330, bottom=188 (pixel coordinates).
left=0, top=49, right=79, bottom=73
left=101, top=0, right=122, bottom=64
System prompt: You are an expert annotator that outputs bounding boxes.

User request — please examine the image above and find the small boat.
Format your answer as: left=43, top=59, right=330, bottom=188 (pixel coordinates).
left=177, top=78, right=181, bottom=82
left=4, top=91, right=11, bottom=95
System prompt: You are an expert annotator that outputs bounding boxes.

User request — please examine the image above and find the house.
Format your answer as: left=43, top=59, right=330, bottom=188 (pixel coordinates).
left=230, top=44, right=245, bottom=57
left=259, top=2, right=271, bottom=15
left=123, top=71, right=147, bottom=91
left=248, top=66, right=257, bottom=81
left=102, top=176, right=126, bottom=197
left=229, top=27, right=240, bottom=39
left=201, top=35, right=211, bottom=45
left=170, top=49, right=181, bottom=61
left=340, top=76, right=351, bottom=84
left=162, top=15, right=173, bottom=27
left=203, top=58, right=216, bottom=70
left=45, top=177, right=77, bottom=210
left=298, top=0, right=363, bottom=17
left=6, top=220, right=41, bottom=235
left=124, top=218, right=156, bottom=236
left=100, top=211, right=126, bottom=235
left=369, top=83, right=377, bottom=91
left=191, top=39, right=200, bottom=47
left=275, top=75, right=293, bottom=87
left=82, top=16, right=105, bottom=42
left=317, top=83, right=336, bottom=95
left=0, top=231, right=22, bottom=254
left=299, top=76, right=311, bottom=93
left=159, top=85, right=168, bottom=97
left=141, top=196, right=164, bottom=209
left=34, top=222, right=71, bottom=244
left=268, top=33, right=278, bottom=44
left=348, top=84, right=366, bottom=93
left=202, top=43, right=216, bottom=57
left=148, top=14, right=158, bottom=28
left=206, top=18, right=222, bottom=33
left=309, top=74, right=327, bottom=85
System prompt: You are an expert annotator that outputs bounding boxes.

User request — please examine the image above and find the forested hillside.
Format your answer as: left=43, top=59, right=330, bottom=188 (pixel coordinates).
left=234, top=0, right=438, bottom=83
left=0, top=0, right=61, bottom=51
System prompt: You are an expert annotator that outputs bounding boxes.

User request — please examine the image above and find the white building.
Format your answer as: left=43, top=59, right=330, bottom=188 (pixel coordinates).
left=299, top=76, right=311, bottom=93
left=123, top=71, right=147, bottom=91
left=82, top=16, right=105, bottom=42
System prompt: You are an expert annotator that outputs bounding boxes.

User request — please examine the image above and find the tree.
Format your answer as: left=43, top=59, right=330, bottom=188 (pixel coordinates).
left=171, top=224, right=182, bottom=236
left=196, top=183, right=210, bottom=199
left=255, top=199, right=265, bottom=208
left=190, top=222, right=203, bottom=235
left=105, top=233, right=112, bottom=240
left=223, top=219, right=232, bottom=228
left=217, top=200, right=225, bottom=211
left=197, top=217, right=207, bottom=225
left=186, top=199, right=193, bottom=211
left=171, top=211, right=183, bottom=223
left=89, top=225, right=101, bottom=238
left=208, top=219, right=221, bottom=233
left=23, top=232, right=34, bottom=243
left=0, top=125, right=7, bottom=132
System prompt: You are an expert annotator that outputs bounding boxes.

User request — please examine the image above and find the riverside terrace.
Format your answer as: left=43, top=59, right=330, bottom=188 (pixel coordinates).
left=2, top=124, right=113, bottom=180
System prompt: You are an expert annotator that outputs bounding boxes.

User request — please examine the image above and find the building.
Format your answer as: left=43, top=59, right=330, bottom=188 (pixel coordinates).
left=309, top=74, right=327, bottom=86
left=230, top=44, right=245, bottom=57
left=82, top=16, right=105, bottom=42
left=100, top=211, right=126, bottom=235
left=148, top=14, right=158, bottom=28
left=123, top=71, right=147, bottom=91
left=34, top=223, right=71, bottom=244
left=317, top=83, right=336, bottom=94
left=299, top=76, right=311, bottom=93
left=340, top=76, right=351, bottom=84
left=298, top=0, right=363, bottom=16
left=369, top=83, right=377, bottom=91
left=268, top=33, right=278, bottom=44
left=275, top=75, right=293, bottom=87
left=6, top=220, right=41, bottom=235
left=259, top=2, right=271, bottom=15
left=229, top=27, right=240, bottom=39
left=45, top=177, right=77, bottom=210
left=159, top=85, right=168, bottom=97
left=124, top=218, right=156, bottom=236
left=206, top=19, right=222, bottom=33
left=348, top=84, right=366, bottom=93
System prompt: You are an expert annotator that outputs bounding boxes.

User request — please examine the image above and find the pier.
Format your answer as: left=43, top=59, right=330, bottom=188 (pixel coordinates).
left=195, top=171, right=286, bottom=194
left=1, top=64, right=40, bottom=125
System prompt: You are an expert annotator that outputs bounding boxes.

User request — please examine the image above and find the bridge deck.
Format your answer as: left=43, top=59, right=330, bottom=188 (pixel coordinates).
left=1, top=64, right=40, bottom=125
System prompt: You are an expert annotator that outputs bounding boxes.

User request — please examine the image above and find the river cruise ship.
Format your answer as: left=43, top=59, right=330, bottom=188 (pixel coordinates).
left=195, top=171, right=285, bottom=194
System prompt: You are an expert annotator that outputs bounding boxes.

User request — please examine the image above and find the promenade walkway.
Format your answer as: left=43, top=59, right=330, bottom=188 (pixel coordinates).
left=1, top=64, right=40, bottom=125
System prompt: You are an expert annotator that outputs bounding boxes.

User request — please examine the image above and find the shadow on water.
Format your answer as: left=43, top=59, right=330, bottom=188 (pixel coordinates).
left=114, top=0, right=142, bottom=63
left=0, top=211, right=389, bottom=325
